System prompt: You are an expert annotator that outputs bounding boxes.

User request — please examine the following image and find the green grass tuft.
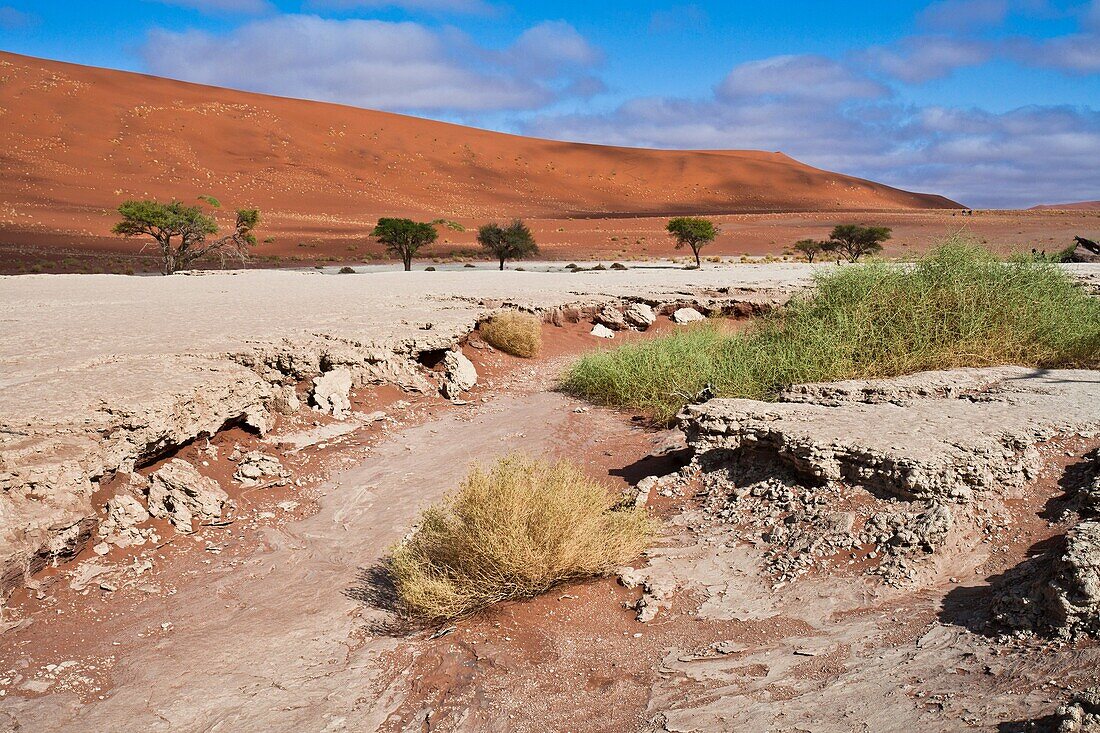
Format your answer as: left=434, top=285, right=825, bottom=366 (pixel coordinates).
left=562, top=239, right=1100, bottom=422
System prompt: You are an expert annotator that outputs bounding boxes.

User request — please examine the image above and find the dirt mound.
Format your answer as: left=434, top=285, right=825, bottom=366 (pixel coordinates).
left=0, top=51, right=958, bottom=261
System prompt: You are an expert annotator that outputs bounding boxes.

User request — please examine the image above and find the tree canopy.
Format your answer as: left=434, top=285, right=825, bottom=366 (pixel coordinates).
left=666, top=217, right=718, bottom=267
left=827, top=224, right=892, bottom=262
left=793, top=239, right=828, bottom=263
left=371, top=218, right=438, bottom=271
left=112, top=198, right=259, bottom=275
left=477, top=219, right=539, bottom=270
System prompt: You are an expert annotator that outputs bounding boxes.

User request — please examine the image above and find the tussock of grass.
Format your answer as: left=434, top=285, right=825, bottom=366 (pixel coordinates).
left=562, top=239, right=1100, bottom=423
left=480, top=310, right=542, bottom=357
left=387, top=454, right=653, bottom=621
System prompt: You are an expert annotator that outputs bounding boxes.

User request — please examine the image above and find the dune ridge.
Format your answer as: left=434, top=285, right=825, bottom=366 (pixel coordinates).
left=0, top=51, right=959, bottom=255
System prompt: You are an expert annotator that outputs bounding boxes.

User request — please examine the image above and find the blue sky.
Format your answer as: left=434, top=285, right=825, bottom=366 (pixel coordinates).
left=1, top=0, right=1098, bottom=207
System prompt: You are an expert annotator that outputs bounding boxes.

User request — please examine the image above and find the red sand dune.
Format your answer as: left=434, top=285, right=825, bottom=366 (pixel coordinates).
left=0, top=51, right=959, bottom=264
left=1029, top=201, right=1100, bottom=211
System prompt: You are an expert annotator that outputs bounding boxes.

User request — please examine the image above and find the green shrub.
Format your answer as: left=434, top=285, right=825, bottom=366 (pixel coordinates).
left=562, top=239, right=1100, bottom=422
left=387, top=454, right=653, bottom=621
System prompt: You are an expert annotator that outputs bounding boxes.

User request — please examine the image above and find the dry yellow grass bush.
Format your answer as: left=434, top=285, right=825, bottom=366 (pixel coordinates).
left=479, top=310, right=542, bottom=357
left=387, top=454, right=653, bottom=621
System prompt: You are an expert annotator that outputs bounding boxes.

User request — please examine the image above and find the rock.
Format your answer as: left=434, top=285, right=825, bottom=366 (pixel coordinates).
left=439, top=350, right=477, bottom=400
left=634, top=476, right=658, bottom=508
left=596, top=305, right=627, bottom=331
left=99, top=494, right=151, bottom=547
left=591, top=324, right=616, bottom=339
left=993, top=520, right=1100, bottom=640
left=312, top=368, right=353, bottom=419
left=243, top=405, right=269, bottom=436
left=1055, top=688, right=1100, bottom=732
left=623, top=302, right=657, bottom=330
left=146, top=459, right=228, bottom=534
left=680, top=367, right=1100, bottom=503
left=271, top=385, right=301, bottom=415
left=232, top=452, right=287, bottom=486
left=671, top=307, right=705, bottom=324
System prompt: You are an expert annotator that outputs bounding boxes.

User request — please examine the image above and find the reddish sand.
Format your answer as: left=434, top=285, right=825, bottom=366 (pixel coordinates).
left=1030, top=201, right=1100, bottom=211
left=0, top=51, right=967, bottom=271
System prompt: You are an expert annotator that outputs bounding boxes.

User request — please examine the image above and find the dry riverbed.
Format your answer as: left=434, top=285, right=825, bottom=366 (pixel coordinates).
left=2, top=266, right=1100, bottom=732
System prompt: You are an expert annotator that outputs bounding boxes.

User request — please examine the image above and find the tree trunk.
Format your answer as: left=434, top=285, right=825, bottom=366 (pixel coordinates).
left=693, top=248, right=701, bottom=268
left=161, top=237, right=174, bottom=275
left=499, top=258, right=505, bottom=271
left=404, top=253, right=412, bottom=271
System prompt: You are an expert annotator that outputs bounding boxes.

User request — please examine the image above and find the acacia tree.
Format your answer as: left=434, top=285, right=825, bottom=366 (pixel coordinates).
left=477, top=219, right=538, bottom=270
left=372, top=218, right=437, bottom=271
left=666, top=216, right=717, bottom=268
left=793, top=239, right=828, bottom=263
left=827, top=224, right=892, bottom=263
left=112, top=198, right=260, bottom=275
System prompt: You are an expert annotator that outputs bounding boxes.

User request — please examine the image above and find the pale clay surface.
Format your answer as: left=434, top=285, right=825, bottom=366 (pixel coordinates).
left=0, top=265, right=807, bottom=590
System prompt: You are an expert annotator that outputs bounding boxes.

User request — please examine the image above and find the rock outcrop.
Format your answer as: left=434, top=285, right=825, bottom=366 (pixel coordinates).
left=1054, top=688, right=1100, bottom=732
left=623, top=302, right=657, bottom=330
left=678, top=368, right=1100, bottom=584
left=681, top=368, right=1100, bottom=503
left=591, top=324, right=615, bottom=339
left=312, top=368, right=353, bottom=419
left=993, top=521, right=1100, bottom=640
left=98, top=493, right=151, bottom=548
left=146, top=459, right=229, bottom=534
left=595, top=305, right=627, bottom=331
left=671, top=307, right=705, bottom=324
left=232, top=452, right=288, bottom=487
left=439, top=350, right=477, bottom=400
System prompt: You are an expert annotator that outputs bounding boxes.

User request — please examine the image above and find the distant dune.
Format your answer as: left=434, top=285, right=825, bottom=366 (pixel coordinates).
left=0, top=51, right=960, bottom=258
left=1029, top=201, right=1100, bottom=211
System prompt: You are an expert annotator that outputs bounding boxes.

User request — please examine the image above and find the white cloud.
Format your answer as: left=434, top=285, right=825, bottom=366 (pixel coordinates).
left=142, top=15, right=603, bottom=112
left=1011, top=32, right=1100, bottom=73
left=503, top=20, right=603, bottom=78
left=521, top=54, right=1100, bottom=208
left=867, top=36, right=992, bottom=83
left=717, top=55, right=888, bottom=102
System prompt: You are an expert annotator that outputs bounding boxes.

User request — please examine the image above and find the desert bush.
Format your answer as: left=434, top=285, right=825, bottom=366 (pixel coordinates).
left=480, top=310, right=542, bottom=357
left=387, top=454, right=653, bottom=621
left=338, top=266, right=356, bottom=274
left=562, top=238, right=1100, bottom=422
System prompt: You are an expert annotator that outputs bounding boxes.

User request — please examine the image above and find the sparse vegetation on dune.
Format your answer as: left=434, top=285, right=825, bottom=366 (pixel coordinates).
left=386, top=454, right=653, bottom=621
left=479, top=310, right=543, bottom=357
left=563, top=239, right=1100, bottom=422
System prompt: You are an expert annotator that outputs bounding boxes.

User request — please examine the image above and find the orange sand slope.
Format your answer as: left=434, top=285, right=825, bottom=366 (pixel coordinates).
left=0, top=51, right=959, bottom=251
left=1030, top=201, right=1100, bottom=211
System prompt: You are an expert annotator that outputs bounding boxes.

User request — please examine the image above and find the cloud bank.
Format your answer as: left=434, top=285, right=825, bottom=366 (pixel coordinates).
left=143, top=15, right=602, bottom=112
